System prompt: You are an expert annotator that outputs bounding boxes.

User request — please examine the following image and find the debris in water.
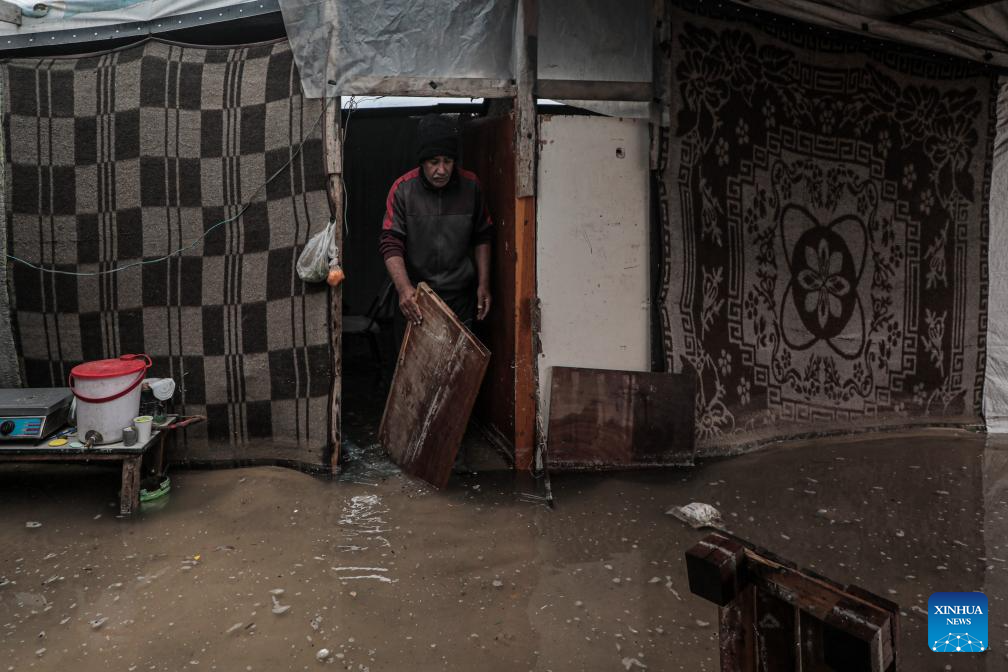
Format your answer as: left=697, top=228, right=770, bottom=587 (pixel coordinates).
left=492, top=580, right=503, bottom=588
left=90, top=616, right=108, bottom=630
left=269, top=588, right=285, bottom=596
left=16, top=592, right=48, bottom=609
left=310, top=615, right=322, bottom=631
left=648, top=577, right=661, bottom=584
left=666, top=503, right=723, bottom=530
left=226, top=623, right=244, bottom=635
left=271, top=595, right=291, bottom=615
left=25, top=521, right=42, bottom=529
left=695, top=619, right=710, bottom=628
left=622, top=657, right=647, bottom=670
left=316, top=648, right=331, bottom=662
left=338, top=574, right=397, bottom=583
left=35, top=648, right=46, bottom=657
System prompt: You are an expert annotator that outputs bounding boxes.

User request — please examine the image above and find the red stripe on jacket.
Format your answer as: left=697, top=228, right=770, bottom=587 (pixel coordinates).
left=382, top=167, right=420, bottom=231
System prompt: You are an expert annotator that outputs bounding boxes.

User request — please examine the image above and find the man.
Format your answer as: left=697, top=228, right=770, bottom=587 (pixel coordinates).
left=379, top=115, right=492, bottom=332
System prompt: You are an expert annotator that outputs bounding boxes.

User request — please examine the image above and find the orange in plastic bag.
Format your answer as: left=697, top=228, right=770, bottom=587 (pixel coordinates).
left=327, top=266, right=345, bottom=287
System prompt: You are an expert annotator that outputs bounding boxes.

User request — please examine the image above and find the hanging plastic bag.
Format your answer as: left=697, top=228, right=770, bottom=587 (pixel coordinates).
left=297, top=219, right=340, bottom=283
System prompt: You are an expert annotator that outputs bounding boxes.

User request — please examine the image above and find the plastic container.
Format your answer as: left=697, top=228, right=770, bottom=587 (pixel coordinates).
left=69, top=355, right=151, bottom=444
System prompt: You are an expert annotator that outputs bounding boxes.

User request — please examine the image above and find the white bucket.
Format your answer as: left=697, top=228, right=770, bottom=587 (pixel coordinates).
left=70, top=355, right=151, bottom=444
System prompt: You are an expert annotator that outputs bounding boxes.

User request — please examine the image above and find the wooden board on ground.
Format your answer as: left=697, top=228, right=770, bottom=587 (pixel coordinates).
left=379, top=283, right=490, bottom=489
left=546, top=367, right=695, bottom=469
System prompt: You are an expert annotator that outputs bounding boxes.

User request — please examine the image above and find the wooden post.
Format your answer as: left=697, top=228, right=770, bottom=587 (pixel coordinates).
left=513, top=0, right=538, bottom=472
left=515, top=0, right=537, bottom=199
left=514, top=194, right=537, bottom=471
left=719, top=586, right=756, bottom=671
left=650, top=0, right=670, bottom=170
left=324, top=95, right=343, bottom=474
left=120, top=456, right=141, bottom=515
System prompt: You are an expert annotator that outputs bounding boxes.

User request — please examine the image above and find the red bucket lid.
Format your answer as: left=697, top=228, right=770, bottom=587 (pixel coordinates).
left=70, top=355, right=150, bottom=379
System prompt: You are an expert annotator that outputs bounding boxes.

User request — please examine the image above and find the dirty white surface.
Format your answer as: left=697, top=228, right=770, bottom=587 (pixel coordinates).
left=535, top=115, right=651, bottom=430
left=985, top=81, right=1008, bottom=433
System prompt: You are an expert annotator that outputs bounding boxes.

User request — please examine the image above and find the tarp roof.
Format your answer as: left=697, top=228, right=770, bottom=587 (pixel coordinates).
left=736, top=1, right=1008, bottom=68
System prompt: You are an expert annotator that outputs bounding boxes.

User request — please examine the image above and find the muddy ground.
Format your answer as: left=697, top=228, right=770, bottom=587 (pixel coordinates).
left=1, top=427, right=1007, bottom=671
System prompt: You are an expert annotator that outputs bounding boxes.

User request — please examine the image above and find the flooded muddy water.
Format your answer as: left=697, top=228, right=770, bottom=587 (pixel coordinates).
left=1, top=428, right=1007, bottom=671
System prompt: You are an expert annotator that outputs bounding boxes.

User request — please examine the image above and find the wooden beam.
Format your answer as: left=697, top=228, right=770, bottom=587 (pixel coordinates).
left=515, top=0, right=538, bottom=198
left=650, top=0, right=670, bottom=170
left=0, top=0, right=20, bottom=26
left=536, top=79, right=653, bottom=102
left=719, top=587, right=756, bottom=671
left=686, top=533, right=899, bottom=672
left=514, top=195, right=537, bottom=471
left=323, top=95, right=342, bottom=475
left=889, top=0, right=1006, bottom=24
left=335, top=76, right=516, bottom=98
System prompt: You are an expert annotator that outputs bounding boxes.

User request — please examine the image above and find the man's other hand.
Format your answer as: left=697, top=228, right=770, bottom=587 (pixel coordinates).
left=398, top=285, right=422, bottom=325
left=477, top=285, right=492, bottom=321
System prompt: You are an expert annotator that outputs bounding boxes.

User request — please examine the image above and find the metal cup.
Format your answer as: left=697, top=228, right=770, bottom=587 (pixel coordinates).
left=122, top=426, right=137, bottom=447
left=133, top=416, right=153, bottom=443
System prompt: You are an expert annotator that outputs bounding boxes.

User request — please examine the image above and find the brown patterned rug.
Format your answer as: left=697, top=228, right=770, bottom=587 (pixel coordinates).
left=659, top=1, right=997, bottom=453
left=3, top=38, right=334, bottom=470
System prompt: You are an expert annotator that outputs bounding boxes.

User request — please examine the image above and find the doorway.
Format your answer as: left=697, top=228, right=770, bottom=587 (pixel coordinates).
left=338, top=104, right=521, bottom=473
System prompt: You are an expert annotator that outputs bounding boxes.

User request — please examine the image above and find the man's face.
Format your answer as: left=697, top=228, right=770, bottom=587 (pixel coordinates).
left=422, top=156, right=454, bottom=188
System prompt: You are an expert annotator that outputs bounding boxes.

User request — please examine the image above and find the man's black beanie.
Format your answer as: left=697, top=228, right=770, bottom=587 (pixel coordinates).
left=416, top=114, right=459, bottom=164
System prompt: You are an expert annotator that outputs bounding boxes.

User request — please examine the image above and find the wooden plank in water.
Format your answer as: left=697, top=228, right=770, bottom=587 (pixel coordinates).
left=686, top=533, right=900, bottom=672
left=379, top=283, right=490, bottom=489
left=546, top=366, right=695, bottom=469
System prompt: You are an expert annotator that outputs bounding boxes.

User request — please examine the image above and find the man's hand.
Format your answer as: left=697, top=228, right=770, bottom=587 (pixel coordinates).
left=398, top=284, right=422, bottom=325
left=477, top=284, right=492, bottom=321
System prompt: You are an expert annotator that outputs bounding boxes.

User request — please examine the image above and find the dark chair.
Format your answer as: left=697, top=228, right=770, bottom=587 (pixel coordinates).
left=343, top=280, right=395, bottom=366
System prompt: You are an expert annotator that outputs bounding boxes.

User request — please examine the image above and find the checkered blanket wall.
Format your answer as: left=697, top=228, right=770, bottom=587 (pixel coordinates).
left=3, top=39, right=335, bottom=470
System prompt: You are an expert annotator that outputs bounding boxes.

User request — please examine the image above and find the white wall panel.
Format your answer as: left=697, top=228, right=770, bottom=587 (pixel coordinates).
left=536, top=115, right=651, bottom=429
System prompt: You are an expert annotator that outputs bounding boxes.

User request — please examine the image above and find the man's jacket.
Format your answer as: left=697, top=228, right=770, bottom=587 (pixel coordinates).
left=379, top=167, right=493, bottom=300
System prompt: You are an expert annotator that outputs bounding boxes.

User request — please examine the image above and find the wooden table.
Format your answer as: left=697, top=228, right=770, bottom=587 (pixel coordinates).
left=0, top=422, right=170, bottom=516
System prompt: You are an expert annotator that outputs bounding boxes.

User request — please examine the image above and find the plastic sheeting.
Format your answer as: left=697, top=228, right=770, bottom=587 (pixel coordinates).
left=278, top=0, right=656, bottom=103
left=539, top=0, right=652, bottom=118
left=538, top=0, right=650, bottom=83
left=279, top=0, right=518, bottom=99
left=985, top=80, right=1008, bottom=431
left=0, top=0, right=244, bottom=35
left=731, top=0, right=1008, bottom=69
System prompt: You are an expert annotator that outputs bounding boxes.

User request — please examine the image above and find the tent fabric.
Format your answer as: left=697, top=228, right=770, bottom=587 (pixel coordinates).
left=3, top=38, right=335, bottom=471
left=984, top=80, right=1008, bottom=431
left=278, top=0, right=517, bottom=98
left=0, top=77, right=21, bottom=388
left=659, top=0, right=997, bottom=454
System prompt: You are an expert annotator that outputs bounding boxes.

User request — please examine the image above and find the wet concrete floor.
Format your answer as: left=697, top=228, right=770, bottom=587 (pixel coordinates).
left=1, top=428, right=1007, bottom=671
